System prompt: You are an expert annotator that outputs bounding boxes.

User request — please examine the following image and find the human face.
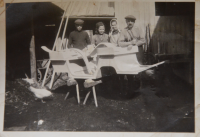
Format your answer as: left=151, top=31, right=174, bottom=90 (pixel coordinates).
left=126, top=19, right=135, bottom=29
left=75, top=24, right=83, bottom=31
left=98, top=25, right=105, bottom=35
left=111, top=21, right=118, bottom=31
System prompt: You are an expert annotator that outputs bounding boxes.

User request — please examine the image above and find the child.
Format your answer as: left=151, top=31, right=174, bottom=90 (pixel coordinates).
left=92, top=22, right=109, bottom=46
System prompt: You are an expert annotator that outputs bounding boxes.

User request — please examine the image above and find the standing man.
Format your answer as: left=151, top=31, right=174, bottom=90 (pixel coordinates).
left=68, top=19, right=91, bottom=50
left=117, top=15, right=165, bottom=98
left=117, top=15, right=146, bottom=96
left=118, top=15, right=146, bottom=64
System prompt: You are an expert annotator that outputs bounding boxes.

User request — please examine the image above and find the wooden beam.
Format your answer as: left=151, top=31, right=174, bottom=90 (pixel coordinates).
left=30, top=35, right=37, bottom=80
left=64, top=16, right=116, bottom=19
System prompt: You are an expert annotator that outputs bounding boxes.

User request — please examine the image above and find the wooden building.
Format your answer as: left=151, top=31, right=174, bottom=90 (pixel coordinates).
left=53, top=1, right=194, bottom=84
left=5, top=1, right=194, bottom=84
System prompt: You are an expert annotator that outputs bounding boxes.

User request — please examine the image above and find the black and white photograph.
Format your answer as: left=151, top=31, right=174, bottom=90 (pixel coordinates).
left=3, top=1, right=195, bottom=132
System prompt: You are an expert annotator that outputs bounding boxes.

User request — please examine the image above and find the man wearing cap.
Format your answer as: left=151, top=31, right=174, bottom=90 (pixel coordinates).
left=118, top=15, right=166, bottom=98
left=118, top=15, right=146, bottom=64
left=67, top=19, right=91, bottom=50
left=117, top=15, right=146, bottom=95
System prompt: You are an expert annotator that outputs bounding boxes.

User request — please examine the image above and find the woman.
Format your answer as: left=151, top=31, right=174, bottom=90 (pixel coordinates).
left=108, top=19, right=121, bottom=45
left=92, top=22, right=109, bottom=46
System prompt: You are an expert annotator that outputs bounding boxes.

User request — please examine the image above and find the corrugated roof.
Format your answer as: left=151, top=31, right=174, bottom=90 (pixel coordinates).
left=52, top=1, right=115, bottom=17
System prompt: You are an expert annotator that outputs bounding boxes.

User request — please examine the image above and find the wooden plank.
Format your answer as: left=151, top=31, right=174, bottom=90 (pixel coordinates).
left=64, top=1, right=74, bottom=17
left=91, top=2, right=99, bottom=16
left=30, top=35, right=37, bottom=80
left=95, top=2, right=101, bottom=16
left=63, top=2, right=70, bottom=12
left=101, top=2, right=110, bottom=16
left=114, top=2, right=120, bottom=29
left=154, top=10, right=160, bottom=56
left=170, top=16, right=176, bottom=54
left=122, top=2, right=128, bottom=28
left=138, top=2, right=145, bottom=30
left=115, top=2, right=123, bottom=29
left=118, top=2, right=124, bottom=29
left=70, top=1, right=81, bottom=17
left=165, top=16, right=170, bottom=54
left=85, top=2, right=91, bottom=16
left=88, top=2, right=96, bottom=16
left=78, top=2, right=89, bottom=17
left=149, top=2, right=155, bottom=36
left=77, top=1, right=86, bottom=16
left=88, top=2, right=95, bottom=16
left=108, top=2, right=114, bottom=16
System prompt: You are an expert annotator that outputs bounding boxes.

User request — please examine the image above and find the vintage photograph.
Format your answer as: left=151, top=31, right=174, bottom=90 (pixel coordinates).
left=4, top=1, right=194, bottom=132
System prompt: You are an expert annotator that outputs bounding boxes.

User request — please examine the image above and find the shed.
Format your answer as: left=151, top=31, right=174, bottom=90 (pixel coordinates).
left=52, top=1, right=194, bottom=84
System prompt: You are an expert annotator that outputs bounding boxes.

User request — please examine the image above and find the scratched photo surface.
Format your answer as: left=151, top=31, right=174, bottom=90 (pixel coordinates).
left=4, top=2, right=194, bottom=132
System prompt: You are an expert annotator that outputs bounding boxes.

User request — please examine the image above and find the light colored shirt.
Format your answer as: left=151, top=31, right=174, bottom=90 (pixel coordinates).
left=118, top=26, right=145, bottom=46
left=109, top=31, right=120, bottom=45
left=118, top=26, right=146, bottom=64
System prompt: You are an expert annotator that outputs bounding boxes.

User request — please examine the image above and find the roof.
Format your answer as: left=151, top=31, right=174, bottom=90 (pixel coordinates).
left=52, top=1, right=115, bottom=17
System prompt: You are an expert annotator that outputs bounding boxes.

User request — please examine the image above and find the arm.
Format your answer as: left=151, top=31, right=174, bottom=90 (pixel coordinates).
left=118, top=41, right=132, bottom=47
left=118, top=28, right=146, bottom=47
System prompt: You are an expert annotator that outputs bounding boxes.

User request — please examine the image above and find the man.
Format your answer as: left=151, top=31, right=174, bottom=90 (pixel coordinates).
left=67, top=19, right=91, bottom=50
left=116, top=15, right=156, bottom=96
left=116, top=15, right=167, bottom=98
left=118, top=15, right=146, bottom=64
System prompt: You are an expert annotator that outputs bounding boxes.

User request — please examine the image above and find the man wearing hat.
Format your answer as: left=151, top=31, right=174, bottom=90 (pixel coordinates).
left=117, top=15, right=146, bottom=95
left=118, top=15, right=166, bottom=98
left=118, top=15, right=145, bottom=60
left=67, top=19, right=91, bottom=50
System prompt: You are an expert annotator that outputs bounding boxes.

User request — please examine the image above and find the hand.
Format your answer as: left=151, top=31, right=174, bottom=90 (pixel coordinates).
left=130, top=39, right=137, bottom=45
left=127, top=45, right=132, bottom=50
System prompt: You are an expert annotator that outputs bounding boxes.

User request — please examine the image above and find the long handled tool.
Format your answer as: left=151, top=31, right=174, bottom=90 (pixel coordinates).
left=41, top=2, right=73, bottom=87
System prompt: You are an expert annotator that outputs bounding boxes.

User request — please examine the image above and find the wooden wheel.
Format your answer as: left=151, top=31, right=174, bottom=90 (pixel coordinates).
left=37, top=68, right=53, bottom=83
left=45, top=67, right=53, bottom=82
left=37, top=69, right=42, bottom=83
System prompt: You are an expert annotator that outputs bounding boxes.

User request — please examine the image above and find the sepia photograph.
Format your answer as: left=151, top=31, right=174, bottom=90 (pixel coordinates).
left=3, top=1, right=194, bottom=132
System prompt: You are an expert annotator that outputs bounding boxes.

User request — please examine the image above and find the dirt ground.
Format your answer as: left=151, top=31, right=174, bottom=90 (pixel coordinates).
left=4, top=66, right=194, bottom=132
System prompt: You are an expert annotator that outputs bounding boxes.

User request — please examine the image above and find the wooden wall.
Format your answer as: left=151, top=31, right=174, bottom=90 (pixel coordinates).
left=115, top=1, right=194, bottom=56
left=151, top=16, right=194, bottom=55
left=53, top=1, right=194, bottom=56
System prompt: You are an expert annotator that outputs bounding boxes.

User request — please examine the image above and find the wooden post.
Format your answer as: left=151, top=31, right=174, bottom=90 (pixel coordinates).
left=30, top=35, right=37, bottom=80
left=92, top=86, right=98, bottom=107
left=76, top=84, right=80, bottom=104
left=83, top=91, right=91, bottom=105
